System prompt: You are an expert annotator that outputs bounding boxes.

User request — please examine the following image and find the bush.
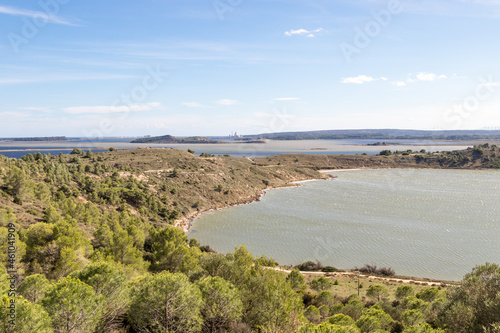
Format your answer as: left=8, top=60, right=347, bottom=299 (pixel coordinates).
left=357, top=264, right=395, bottom=277
left=296, top=261, right=323, bottom=271
left=322, top=266, right=340, bottom=272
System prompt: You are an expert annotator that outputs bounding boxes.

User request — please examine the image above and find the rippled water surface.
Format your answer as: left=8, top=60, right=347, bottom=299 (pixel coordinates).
left=190, top=169, right=500, bottom=281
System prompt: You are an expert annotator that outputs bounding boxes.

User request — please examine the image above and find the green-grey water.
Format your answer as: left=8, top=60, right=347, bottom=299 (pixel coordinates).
left=189, top=169, right=500, bottom=281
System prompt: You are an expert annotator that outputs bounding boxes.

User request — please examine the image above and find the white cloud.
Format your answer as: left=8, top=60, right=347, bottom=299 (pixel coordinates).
left=393, top=81, right=407, bottom=87
left=63, top=102, right=160, bottom=114
left=17, top=106, right=54, bottom=112
left=0, top=5, right=77, bottom=26
left=181, top=102, right=213, bottom=108
left=416, top=72, right=447, bottom=81
left=0, top=111, right=30, bottom=119
left=341, top=75, right=376, bottom=84
left=217, top=99, right=239, bottom=106
left=273, top=97, right=301, bottom=101
left=285, top=28, right=325, bottom=37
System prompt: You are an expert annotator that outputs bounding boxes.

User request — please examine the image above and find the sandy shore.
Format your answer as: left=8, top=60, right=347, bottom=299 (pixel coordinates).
left=271, top=267, right=458, bottom=286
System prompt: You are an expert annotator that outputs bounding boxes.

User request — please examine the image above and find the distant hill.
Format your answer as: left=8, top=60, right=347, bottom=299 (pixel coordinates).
left=131, top=135, right=220, bottom=144
left=0, top=136, right=68, bottom=142
left=245, top=129, right=500, bottom=141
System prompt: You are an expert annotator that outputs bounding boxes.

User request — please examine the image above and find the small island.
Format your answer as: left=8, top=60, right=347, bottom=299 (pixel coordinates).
left=130, top=135, right=220, bottom=144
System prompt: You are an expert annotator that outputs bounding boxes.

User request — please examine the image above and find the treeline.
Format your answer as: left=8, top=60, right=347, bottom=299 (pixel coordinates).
left=0, top=137, right=68, bottom=142
left=2, top=205, right=500, bottom=332
left=257, top=133, right=500, bottom=141
left=378, top=144, right=500, bottom=169
left=0, top=150, right=499, bottom=331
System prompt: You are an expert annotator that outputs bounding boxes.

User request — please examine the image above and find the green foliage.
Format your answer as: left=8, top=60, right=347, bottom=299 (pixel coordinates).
left=196, top=276, right=243, bottom=332
left=402, top=324, right=444, bottom=333
left=255, top=254, right=278, bottom=267
left=42, top=205, right=61, bottom=224
left=296, top=261, right=323, bottom=271
left=360, top=307, right=393, bottom=331
left=129, top=271, right=203, bottom=333
left=365, top=285, right=389, bottom=302
left=17, top=274, right=50, bottom=303
left=401, top=309, right=426, bottom=327
left=146, top=225, right=200, bottom=274
left=355, top=314, right=381, bottom=333
left=322, top=266, right=339, bottom=273
left=0, top=226, right=26, bottom=275
left=319, top=305, right=330, bottom=320
left=2, top=166, right=31, bottom=200
left=0, top=295, right=53, bottom=333
left=309, top=276, right=334, bottom=292
left=396, top=285, right=415, bottom=300
left=415, top=287, right=440, bottom=302
left=70, top=148, right=81, bottom=154
left=316, top=291, right=336, bottom=307
left=297, top=322, right=361, bottom=333
left=403, top=297, right=430, bottom=314
left=200, top=247, right=303, bottom=332
left=438, top=263, right=500, bottom=333
left=71, top=262, right=130, bottom=333
left=286, top=268, right=307, bottom=291
left=41, top=276, right=103, bottom=333
left=327, top=313, right=355, bottom=326
left=305, top=305, right=321, bottom=325
left=342, top=300, right=365, bottom=321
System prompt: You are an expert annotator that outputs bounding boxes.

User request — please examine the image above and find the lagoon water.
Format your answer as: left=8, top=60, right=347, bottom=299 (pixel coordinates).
left=0, top=139, right=471, bottom=159
left=190, top=169, right=500, bottom=281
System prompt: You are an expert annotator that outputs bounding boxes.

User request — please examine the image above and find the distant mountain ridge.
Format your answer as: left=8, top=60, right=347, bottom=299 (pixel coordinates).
left=246, top=129, right=500, bottom=140
left=0, top=136, right=68, bottom=142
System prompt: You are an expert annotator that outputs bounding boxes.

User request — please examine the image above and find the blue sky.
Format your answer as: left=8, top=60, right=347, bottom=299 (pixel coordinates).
left=1, top=0, right=500, bottom=137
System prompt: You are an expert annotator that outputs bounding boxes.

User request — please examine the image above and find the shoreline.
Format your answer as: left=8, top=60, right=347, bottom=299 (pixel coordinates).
left=179, top=168, right=472, bottom=285
left=271, top=267, right=459, bottom=286
left=178, top=174, right=335, bottom=232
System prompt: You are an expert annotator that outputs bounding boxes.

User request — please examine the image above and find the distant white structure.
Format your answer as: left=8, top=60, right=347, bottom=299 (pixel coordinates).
left=229, top=131, right=242, bottom=139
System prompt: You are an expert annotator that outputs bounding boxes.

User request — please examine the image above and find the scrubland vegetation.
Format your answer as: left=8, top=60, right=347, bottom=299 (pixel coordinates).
left=0, top=147, right=499, bottom=332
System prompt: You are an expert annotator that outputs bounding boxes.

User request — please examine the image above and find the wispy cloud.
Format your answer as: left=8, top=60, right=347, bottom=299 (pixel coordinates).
left=217, top=99, right=239, bottom=106
left=285, top=28, right=325, bottom=38
left=17, top=106, right=54, bottom=112
left=392, top=72, right=449, bottom=86
left=0, top=5, right=78, bottom=26
left=342, top=72, right=456, bottom=86
left=273, top=97, right=301, bottom=101
left=341, top=75, right=376, bottom=84
left=0, top=74, right=137, bottom=85
left=181, top=102, right=213, bottom=108
left=415, top=72, right=447, bottom=81
left=63, top=102, right=160, bottom=114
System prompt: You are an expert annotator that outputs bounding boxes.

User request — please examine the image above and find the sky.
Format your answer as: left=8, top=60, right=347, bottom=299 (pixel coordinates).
left=1, top=0, right=500, bottom=137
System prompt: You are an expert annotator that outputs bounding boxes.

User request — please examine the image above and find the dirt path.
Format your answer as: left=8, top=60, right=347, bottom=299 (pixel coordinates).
left=272, top=267, right=455, bottom=287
